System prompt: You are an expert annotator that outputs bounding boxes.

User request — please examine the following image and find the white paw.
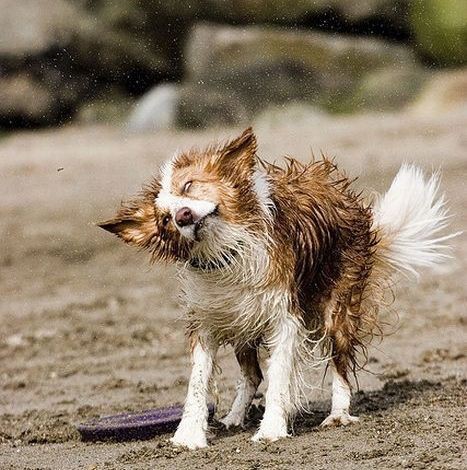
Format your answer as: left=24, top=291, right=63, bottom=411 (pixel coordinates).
left=220, top=412, right=244, bottom=429
left=251, top=427, right=289, bottom=442
left=320, top=411, right=360, bottom=427
left=170, top=423, right=208, bottom=450
left=251, top=416, right=289, bottom=442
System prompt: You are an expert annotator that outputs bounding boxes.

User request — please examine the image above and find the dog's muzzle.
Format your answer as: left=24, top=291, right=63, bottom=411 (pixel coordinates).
left=174, top=206, right=218, bottom=241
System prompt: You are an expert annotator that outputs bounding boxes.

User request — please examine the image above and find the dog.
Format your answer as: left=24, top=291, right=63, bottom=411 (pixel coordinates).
left=99, top=128, right=457, bottom=449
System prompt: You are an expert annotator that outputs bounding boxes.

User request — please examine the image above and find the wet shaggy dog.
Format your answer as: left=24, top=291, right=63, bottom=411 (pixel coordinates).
left=99, top=128, right=457, bottom=449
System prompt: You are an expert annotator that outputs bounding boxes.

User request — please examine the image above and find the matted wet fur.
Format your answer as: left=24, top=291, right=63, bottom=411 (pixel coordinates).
left=99, top=128, right=457, bottom=448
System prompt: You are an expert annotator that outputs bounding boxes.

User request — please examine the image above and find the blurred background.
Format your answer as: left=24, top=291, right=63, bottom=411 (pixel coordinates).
left=0, top=0, right=466, bottom=130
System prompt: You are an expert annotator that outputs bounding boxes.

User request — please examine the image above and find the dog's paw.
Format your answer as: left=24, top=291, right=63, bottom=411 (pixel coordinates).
left=220, top=412, right=244, bottom=429
left=251, top=416, right=289, bottom=442
left=320, top=412, right=359, bottom=427
left=170, top=425, right=208, bottom=450
left=251, top=427, right=289, bottom=442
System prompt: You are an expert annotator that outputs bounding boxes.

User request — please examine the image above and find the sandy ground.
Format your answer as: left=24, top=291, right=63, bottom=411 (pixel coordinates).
left=0, top=109, right=466, bottom=469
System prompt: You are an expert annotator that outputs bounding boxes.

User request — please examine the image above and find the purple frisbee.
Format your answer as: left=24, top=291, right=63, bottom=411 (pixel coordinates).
left=77, top=403, right=215, bottom=442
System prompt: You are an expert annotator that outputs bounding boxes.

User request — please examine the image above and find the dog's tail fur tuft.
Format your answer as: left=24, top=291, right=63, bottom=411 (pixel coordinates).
left=372, top=164, right=460, bottom=279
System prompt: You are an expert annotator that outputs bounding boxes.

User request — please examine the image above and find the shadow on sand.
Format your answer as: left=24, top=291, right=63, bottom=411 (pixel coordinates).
left=214, top=379, right=443, bottom=437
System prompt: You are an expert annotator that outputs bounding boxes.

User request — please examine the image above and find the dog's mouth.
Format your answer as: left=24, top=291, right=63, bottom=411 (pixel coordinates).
left=189, top=247, right=238, bottom=271
left=193, top=206, right=219, bottom=241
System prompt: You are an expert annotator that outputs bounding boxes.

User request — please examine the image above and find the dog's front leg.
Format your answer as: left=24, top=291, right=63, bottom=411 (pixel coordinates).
left=252, top=315, right=298, bottom=442
left=171, top=332, right=217, bottom=449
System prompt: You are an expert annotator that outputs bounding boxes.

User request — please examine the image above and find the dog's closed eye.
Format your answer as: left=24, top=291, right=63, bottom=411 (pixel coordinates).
left=182, top=181, right=192, bottom=194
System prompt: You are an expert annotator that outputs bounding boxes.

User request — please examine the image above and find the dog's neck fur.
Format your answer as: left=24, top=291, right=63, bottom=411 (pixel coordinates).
left=178, top=216, right=277, bottom=343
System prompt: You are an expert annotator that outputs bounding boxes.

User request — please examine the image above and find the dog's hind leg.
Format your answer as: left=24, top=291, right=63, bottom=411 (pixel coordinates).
left=320, top=359, right=359, bottom=427
left=220, top=345, right=263, bottom=429
left=321, top=300, right=361, bottom=427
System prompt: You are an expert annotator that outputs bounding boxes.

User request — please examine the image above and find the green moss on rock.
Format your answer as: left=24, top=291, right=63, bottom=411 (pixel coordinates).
left=411, top=0, right=467, bottom=66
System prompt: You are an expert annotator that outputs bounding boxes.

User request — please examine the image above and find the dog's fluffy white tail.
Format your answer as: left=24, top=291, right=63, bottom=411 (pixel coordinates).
left=373, top=164, right=459, bottom=279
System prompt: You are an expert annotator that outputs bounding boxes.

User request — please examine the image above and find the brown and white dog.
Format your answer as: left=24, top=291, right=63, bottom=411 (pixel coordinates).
left=99, top=128, right=457, bottom=449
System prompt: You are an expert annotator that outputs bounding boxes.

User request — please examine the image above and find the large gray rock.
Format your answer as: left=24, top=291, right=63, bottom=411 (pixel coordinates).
left=338, top=67, right=428, bottom=113
left=182, top=23, right=419, bottom=123
left=76, top=0, right=411, bottom=85
left=176, top=84, right=249, bottom=128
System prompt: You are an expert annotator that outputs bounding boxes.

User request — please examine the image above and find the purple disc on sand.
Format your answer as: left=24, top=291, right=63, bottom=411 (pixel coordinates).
left=77, top=403, right=215, bottom=442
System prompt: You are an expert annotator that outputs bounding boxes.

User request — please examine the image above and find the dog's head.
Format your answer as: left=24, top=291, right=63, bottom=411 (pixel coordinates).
left=99, top=128, right=271, bottom=265
left=98, top=178, right=192, bottom=263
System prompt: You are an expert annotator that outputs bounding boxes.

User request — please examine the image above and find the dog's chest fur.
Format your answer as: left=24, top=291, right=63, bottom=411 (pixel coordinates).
left=180, top=267, right=289, bottom=345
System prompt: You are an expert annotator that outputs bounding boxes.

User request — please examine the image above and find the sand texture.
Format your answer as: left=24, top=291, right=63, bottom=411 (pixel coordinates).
left=1, top=109, right=466, bottom=469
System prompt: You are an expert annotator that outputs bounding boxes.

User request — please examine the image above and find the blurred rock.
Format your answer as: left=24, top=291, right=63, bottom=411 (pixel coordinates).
left=0, top=0, right=92, bottom=59
left=127, top=82, right=249, bottom=131
left=0, top=74, right=58, bottom=127
left=179, top=23, right=418, bottom=126
left=81, top=0, right=186, bottom=86
left=329, top=0, right=408, bottom=23
left=411, top=0, right=467, bottom=66
left=339, top=67, right=428, bottom=113
left=127, top=84, right=180, bottom=131
left=0, top=0, right=168, bottom=127
left=93, top=1, right=408, bottom=31
left=2, top=0, right=465, bottom=129
left=177, top=84, right=249, bottom=128
left=410, top=68, right=467, bottom=115
left=77, top=90, right=135, bottom=124
left=0, top=0, right=165, bottom=72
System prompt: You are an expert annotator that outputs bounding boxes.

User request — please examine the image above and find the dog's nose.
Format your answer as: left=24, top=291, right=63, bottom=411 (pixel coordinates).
left=175, top=207, right=194, bottom=227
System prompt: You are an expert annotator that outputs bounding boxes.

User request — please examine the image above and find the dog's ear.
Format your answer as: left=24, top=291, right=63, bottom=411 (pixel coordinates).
left=98, top=196, right=156, bottom=248
left=99, top=179, right=162, bottom=247
left=216, top=127, right=257, bottom=178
